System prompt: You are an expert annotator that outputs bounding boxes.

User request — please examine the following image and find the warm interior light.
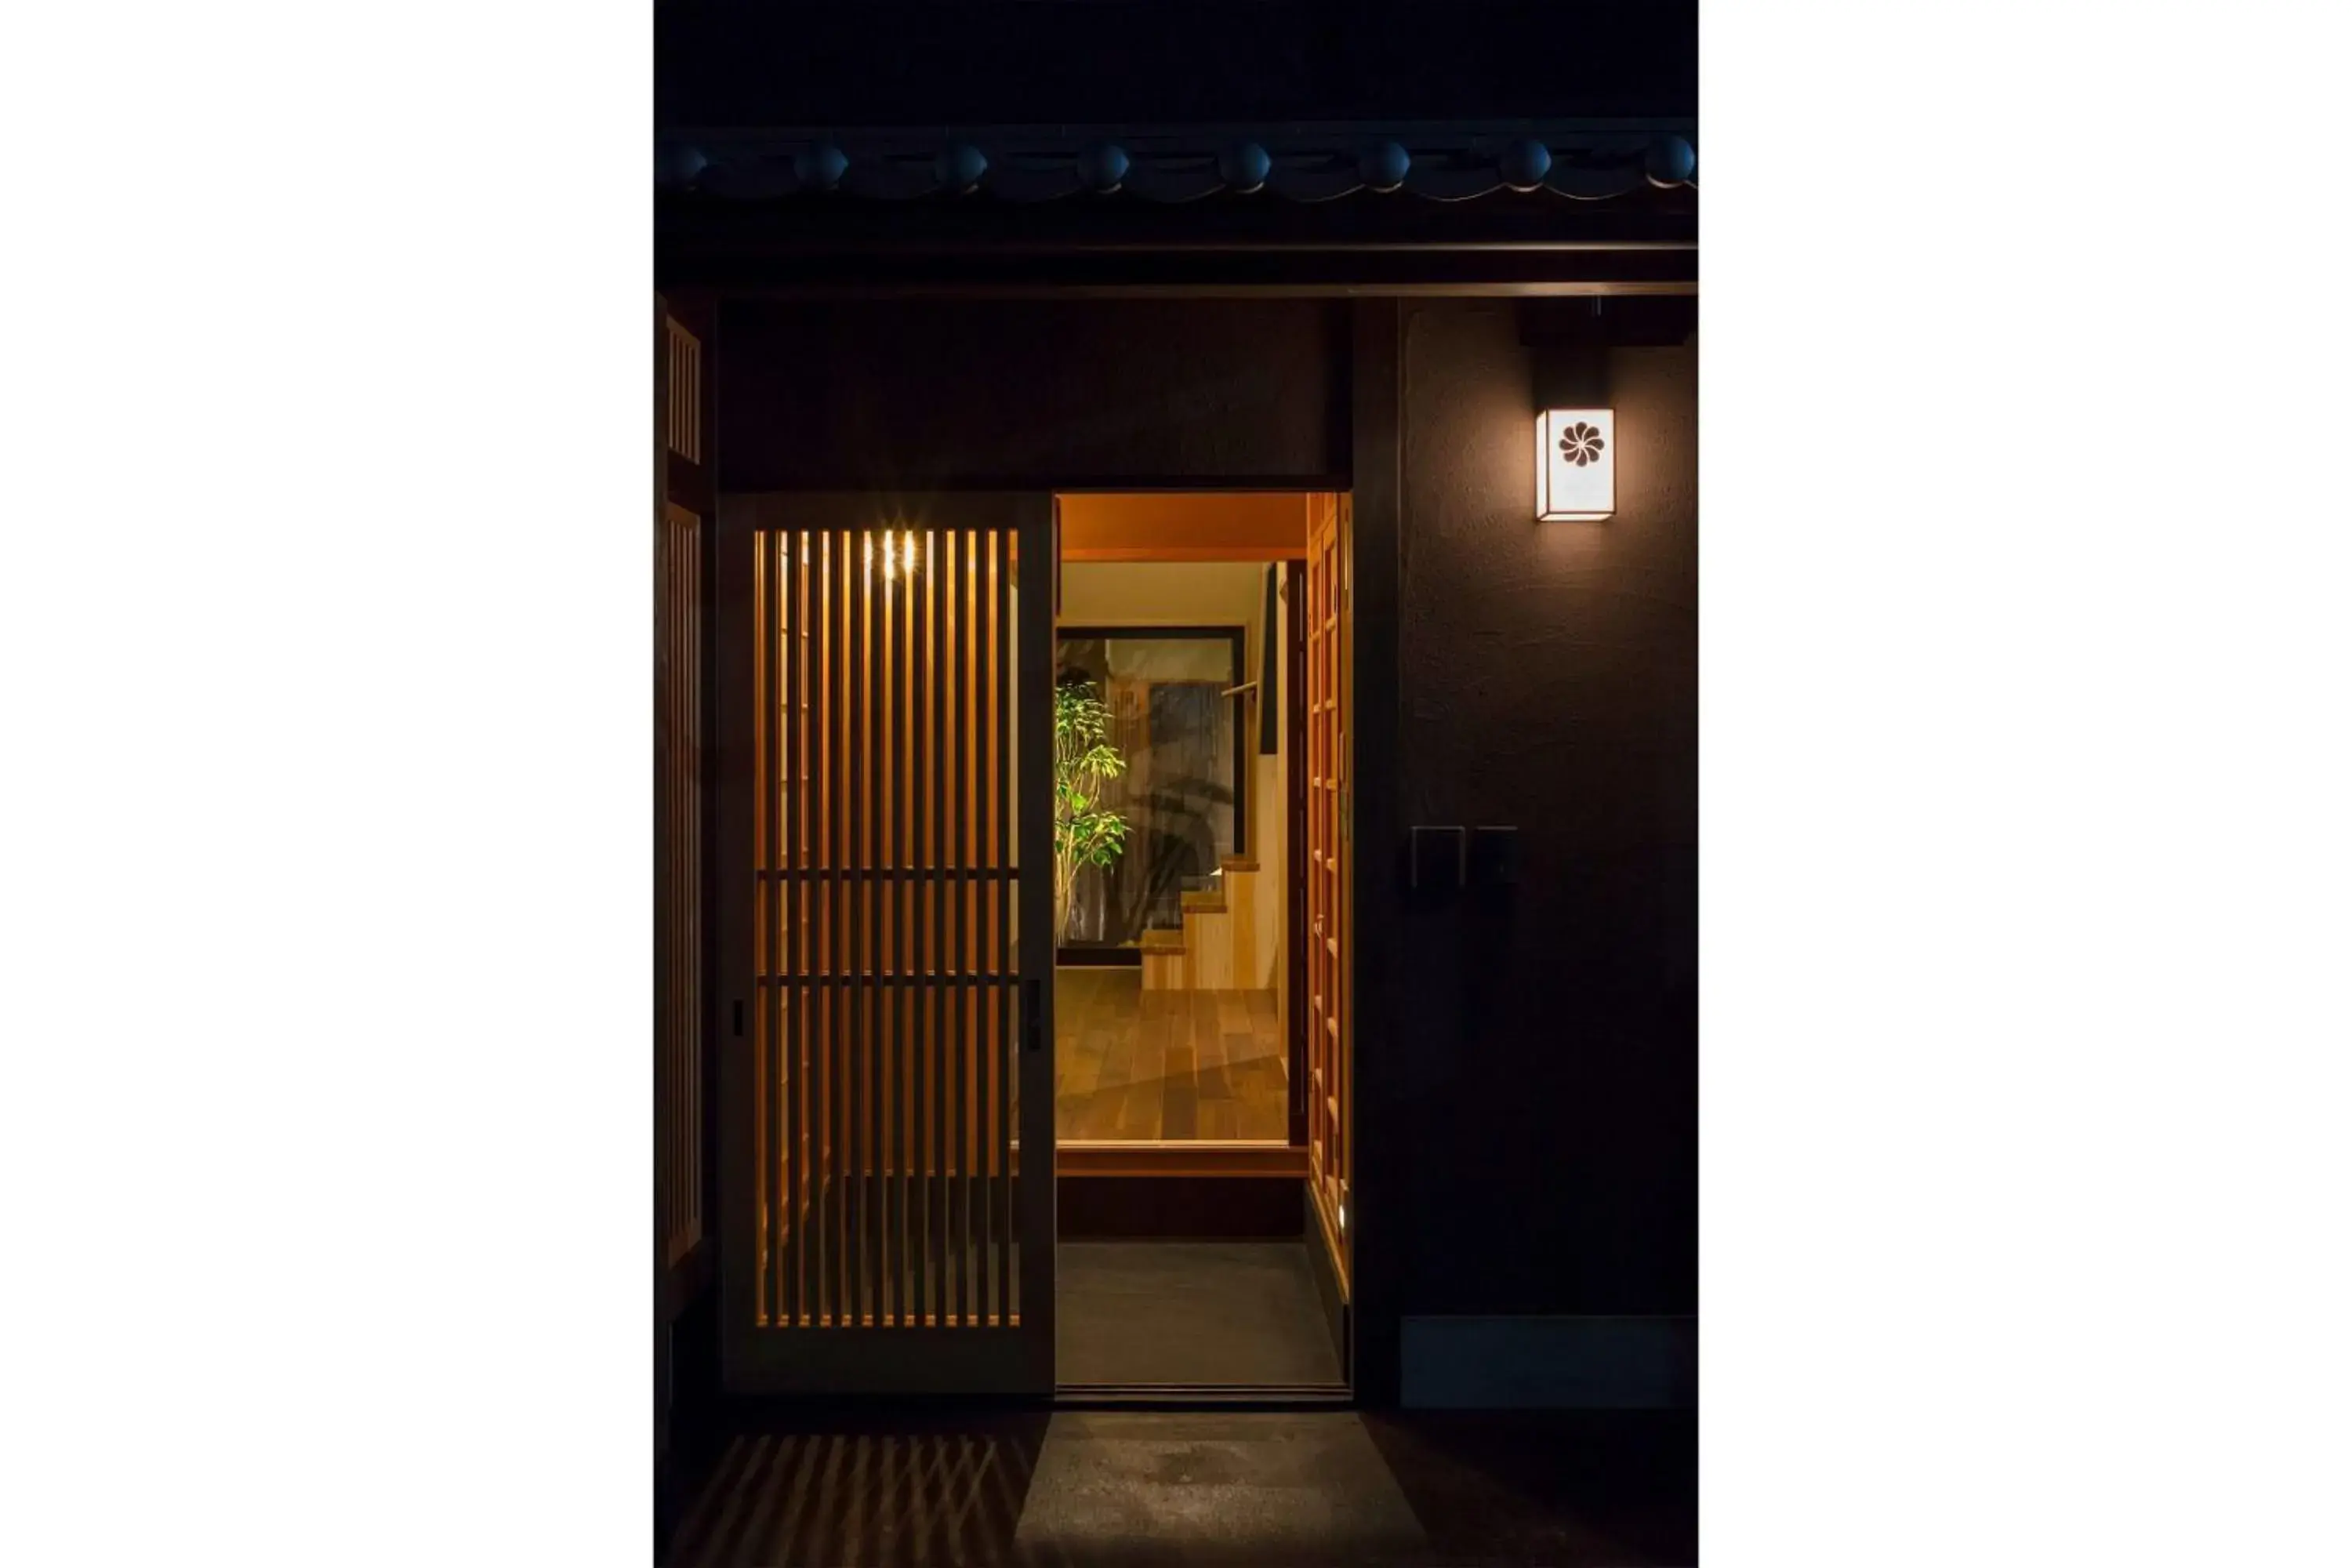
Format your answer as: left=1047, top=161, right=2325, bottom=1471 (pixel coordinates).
left=1536, top=408, right=1616, bottom=521
left=863, top=528, right=921, bottom=581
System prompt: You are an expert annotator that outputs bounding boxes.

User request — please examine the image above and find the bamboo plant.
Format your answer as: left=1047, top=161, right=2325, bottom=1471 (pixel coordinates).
left=1052, top=677, right=1130, bottom=941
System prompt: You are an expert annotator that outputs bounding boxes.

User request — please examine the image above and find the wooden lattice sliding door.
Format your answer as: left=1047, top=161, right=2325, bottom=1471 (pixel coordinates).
left=717, top=493, right=1054, bottom=1393
left=655, top=296, right=711, bottom=1483
left=656, top=298, right=711, bottom=1301
left=1306, top=494, right=1352, bottom=1294
left=657, top=500, right=705, bottom=1272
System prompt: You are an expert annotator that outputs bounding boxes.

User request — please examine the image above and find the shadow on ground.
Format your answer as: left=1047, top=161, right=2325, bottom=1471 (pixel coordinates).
left=663, top=1404, right=1695, bottom=1567
left=1361, top=1410, right=1697, bottom=1567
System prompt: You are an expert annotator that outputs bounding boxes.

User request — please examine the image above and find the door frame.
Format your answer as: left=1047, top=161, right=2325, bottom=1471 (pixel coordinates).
left=713, top=489, right=1058, bottom=1395
left=1285, top=559, right=1309, bottom=1149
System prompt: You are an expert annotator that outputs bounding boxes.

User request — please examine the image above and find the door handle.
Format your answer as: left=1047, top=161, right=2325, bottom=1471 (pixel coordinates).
left=1024, top=978, right=1043, bottom=1053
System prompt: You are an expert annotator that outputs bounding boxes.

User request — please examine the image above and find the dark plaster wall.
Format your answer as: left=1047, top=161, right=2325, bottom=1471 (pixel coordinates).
left=702, top=293, right=1697, bottom=1367
left=715, top=299, right=1345, bottom=489
left=1382, top=302, right=1697, bottom=1318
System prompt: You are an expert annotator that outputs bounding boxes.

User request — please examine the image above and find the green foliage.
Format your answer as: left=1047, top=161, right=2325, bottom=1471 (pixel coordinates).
left=1053, top=678, right=1130, bottom=935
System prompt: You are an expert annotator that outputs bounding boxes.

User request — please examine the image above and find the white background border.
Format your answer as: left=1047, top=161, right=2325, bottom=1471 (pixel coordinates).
left=4, top=3, right=2350, bottom=1563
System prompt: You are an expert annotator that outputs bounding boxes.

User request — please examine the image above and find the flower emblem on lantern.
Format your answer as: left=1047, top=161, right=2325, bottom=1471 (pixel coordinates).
left=1559, top=421, right=1606, bottom=466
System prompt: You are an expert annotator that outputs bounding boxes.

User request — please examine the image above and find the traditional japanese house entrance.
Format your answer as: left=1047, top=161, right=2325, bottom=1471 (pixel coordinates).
left=713, top=492, right=1056, bottom=1393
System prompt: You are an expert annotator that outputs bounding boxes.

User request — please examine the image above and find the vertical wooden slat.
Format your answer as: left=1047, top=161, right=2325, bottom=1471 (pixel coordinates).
left=829, top=528, right=851, bottom=1327
left=869, top=526, right=889, bottom=1324
left=763, top=531, right=779, bottom=1322
left=800, top=534, right=816, bottom=1323
left=903, top=535, right=922, bottom=1326
left=819, top=529, right=839, bottom=1325
left=755, top=532, right=775, bottom=1323
left=969, top=529, right=987, bottom=1322
left=951, top=527, right=971, bottom=1328
left=903, top=532, right=921, bottom=1323
left=657, top=518, right=670, bottom=1272
left=972, top=530, right=992, bottom=1320
left=769, top=530, right=785, bottom=1323
left=931, top=527, right=950, bottom=1325
left=910, top=532, right=931, bottom=1323
left=793, top=530, right=813, bottom=1324
left=866, top=525, right=887, bottom=1325
left=993, top=527, right=1013, bottom=1326
left=886, top=531, right=906, bottom=1325
left=805, top=532, right=824, bottom=1326
left=974, top=526, right=992, bottom=1320
left=663, top=321, right=703, bottom=464
left=873, top=530, right=892, bottom=1327
left=780, top=530, right=802, bottom=1325
left=894, top=531, right=915, bottom=1324
left=856, top=524, right=875, bottom=1326
left=736, top=527, right=755, bottom=1308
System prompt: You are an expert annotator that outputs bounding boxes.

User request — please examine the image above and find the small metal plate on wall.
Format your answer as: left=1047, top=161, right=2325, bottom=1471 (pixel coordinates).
left=1468, top=826, right=1519, bottom=887
left=1410, top=826, right=1465, bottom=890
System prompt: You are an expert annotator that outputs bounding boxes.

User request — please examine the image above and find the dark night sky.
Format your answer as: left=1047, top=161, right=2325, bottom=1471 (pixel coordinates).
left=656, top=3, right=1697, bottom=127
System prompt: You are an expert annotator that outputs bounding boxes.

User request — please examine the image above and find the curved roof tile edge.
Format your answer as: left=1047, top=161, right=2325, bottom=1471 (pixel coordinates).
left=658, top=125, right=1696, bottom=202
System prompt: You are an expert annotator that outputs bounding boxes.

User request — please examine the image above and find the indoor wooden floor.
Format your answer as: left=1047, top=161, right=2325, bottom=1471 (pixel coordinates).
left=1054, top=967, right=1288, bottom=1142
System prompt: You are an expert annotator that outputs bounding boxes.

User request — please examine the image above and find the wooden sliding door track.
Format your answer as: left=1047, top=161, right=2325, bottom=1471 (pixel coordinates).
left=1054, top=1384, right=1352, bottom=1409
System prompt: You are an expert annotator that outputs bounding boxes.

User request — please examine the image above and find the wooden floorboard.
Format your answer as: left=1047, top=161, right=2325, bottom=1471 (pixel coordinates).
left=1054, top=967, right=1287, bottom=1143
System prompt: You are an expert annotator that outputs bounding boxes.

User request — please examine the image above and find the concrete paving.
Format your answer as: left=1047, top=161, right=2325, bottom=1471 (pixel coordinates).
left=665, top=1406, right=1695, bottom=1566
left=1056, top=1243, right=1343, bottom=1387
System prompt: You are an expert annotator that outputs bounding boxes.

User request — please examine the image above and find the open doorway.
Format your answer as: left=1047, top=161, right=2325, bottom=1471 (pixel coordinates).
left=1049, top=492, right=1352, bottom=1392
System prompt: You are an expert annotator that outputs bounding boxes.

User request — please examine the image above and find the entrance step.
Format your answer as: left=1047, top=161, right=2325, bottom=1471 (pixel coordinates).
left=1138, top=925, right=1188, bottom=989
left=1145, top=857, right=1269, bottom=992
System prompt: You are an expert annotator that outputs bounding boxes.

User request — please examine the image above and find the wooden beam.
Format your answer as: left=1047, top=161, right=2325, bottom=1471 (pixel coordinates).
left=1058, top=492, right=1309, bottom=561
left=1058, top=1142, right=1309, bottom=1178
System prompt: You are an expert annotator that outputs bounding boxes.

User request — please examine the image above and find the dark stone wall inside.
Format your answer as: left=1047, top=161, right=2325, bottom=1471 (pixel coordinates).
left=1381, top=302, right=1697, bottom=1318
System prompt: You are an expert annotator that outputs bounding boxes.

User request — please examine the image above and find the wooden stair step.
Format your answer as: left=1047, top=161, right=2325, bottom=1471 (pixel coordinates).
left=1138, top=928, right=1188, bottom=953
left=1219, top=855, right=1258, bottom=873
left=1181, top=891, right=1227, bottom=913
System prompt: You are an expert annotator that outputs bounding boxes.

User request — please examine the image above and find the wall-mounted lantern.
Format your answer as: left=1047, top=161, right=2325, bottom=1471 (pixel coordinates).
left=1536, top=408, right=1615, bottom=521
left=1523, top=296, right=1693, bottom=523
